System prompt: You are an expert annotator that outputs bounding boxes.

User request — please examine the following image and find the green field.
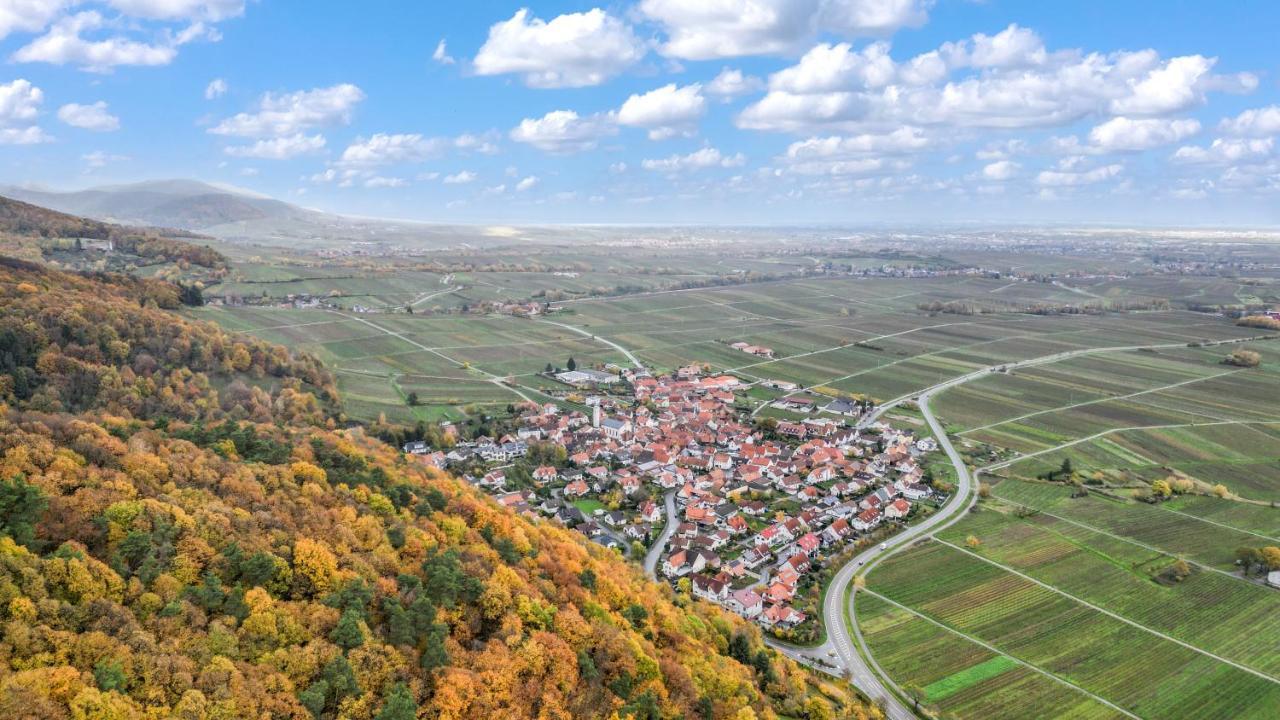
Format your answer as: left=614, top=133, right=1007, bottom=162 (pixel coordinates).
left=861, top=538, right=1280, bottom=719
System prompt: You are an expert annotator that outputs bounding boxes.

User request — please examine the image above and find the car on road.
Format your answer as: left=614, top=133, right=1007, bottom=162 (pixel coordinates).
left=879, top=542, right=887, bottom=550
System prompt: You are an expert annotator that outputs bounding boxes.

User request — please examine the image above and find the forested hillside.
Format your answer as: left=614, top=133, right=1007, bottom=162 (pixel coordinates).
left=0, top=258, right=872, bottom=718
left=0, top=195, right=225, bottom=272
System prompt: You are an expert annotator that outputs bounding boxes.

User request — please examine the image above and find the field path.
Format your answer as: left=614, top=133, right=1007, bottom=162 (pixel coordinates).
left=982, top=419, right=1280, bottom=473
left=1001, top=502, right=1265, bottom=584
left=935, top=538, right=1280, bottom=685
left=536, top=318, right=645, bottom=369
left=332, top=311, right=539, bottom=405
left=959, top=369, right=1241, bottom=435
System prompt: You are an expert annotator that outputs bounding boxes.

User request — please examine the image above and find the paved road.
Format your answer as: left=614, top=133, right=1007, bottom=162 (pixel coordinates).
left=765, top=387, right=975, bottom=719
left=643, top=490, right=678, bottom=578
left=537, top=319, right=646, bottom=370
left=760, top=337, right=1275, bottom=716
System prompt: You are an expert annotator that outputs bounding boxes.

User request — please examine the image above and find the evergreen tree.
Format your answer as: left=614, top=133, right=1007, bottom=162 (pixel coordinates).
left=375, top=683, right=418, bottom=720
left=566, top=357, right=577, bottom=371
left=330, top=608, right=365, bottom=650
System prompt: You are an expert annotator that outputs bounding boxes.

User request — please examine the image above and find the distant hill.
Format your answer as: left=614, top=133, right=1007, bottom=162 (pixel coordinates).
left=0, top=193, right=225, bottom=270
left=0, top=179, right=310, bottom=232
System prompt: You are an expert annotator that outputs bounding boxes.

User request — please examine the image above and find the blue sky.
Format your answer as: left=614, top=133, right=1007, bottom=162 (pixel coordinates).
left=1, top=1, right=1278, bottom=226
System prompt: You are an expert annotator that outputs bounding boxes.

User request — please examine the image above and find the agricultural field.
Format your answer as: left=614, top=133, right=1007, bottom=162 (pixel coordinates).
left=856, top=593, right=1129, bottom=720
left=860, top=538, right=1280, bottom=719
left=196, top=272, right=1272, bottom=427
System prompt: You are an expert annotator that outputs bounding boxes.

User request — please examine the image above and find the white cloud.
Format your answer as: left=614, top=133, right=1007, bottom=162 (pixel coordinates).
left=432, top=39, right=455, bottom=65
left=785, top=126, right=928, bottom=159
left=640, top=0, right=931, bottom=60
left=1110, top=55, right=1215, bottom=115
left=706, top=68, right=764, bottom=98
left=339, top=133, right=442, bottom=167
left=974, top=139, right=1027, bottom=161
left=0, top=0, right=72, bottom=40
left=105, top=0, right=245, bottom=21
left=11, top=10, right=218, bottom=72
left=57, top=101, right=120, bottom=131
left=205, top=77, right=227, bottom=99
left=1218, top=105, right=1280, bottom=137
left=617, top=83, right=706, bottom=140
left=981, top=160, right=1019, bottom=180
left=211, top=83, right=364, bottom=137
left=1173, top=137, right=1275, bottom=166
left=443, top=171, right=476, bottom=184
left=82, top=150, right=127, bottom=170
left=364, top=176, right=406, bottom=188
left=510, top=109, right=617, bottom=153
left=1036, top=163, right=1122, bottom=186
left=225, top=133, right=327, bottom=159
left=1087, top=116, right=1199, bottom=151
left=941, top=24, right=1045, bottom=69
left=453, top=132, right=499, bottom=155
left=0, top=78, right=49, bottom=144
left=474, top=8, right=645, bottom=88
left=516, top=176, right=539, bottom=192
left=738, top=27, right=1253, bottom=135
left=642, top=147, right=746, bottom=172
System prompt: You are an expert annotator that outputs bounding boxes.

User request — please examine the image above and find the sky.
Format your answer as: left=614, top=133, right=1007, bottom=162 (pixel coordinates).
left=0, top=0, right=1278, bottom=227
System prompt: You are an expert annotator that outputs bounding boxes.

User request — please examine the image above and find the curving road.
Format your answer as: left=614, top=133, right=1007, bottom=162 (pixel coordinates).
left=765, top=335, right=1272, bottom=717
left=643, top=490, right=678, bottom=578
left=536, top=319, right=646, bottom=370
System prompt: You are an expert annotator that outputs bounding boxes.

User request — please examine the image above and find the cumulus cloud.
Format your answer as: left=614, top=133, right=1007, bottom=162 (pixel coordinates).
left=1087, top=116, right=1199, bottom=151
left=205, top=77, right=227, bottom=99
left=225, top=133, right=326, bottom=159
left=617, top=83, right=706, bottom=140
left=363, top=176, right=406, bottom=188
left=1218, top=105, right=1280, bottom=137
left=706, top=68, right=765, bottom=98
left=0, top=0, right=72, bottom=40
left=432, top=39, right=455, bottom=65
left=211, top=83, right=364, bottom=137
left=510, top=110, right=617, bottom=153
left=443, top=170, right=477, bottom=184
left=57, top=101, right=120, bottom=131
left=778, top=128, right=924, bottom=175
left=474, top=8, right=645, bottom=88
left=0, top=78, right=50, bottom=144
left=338, top=133, right=444, bottom=167
left=515, top=176, right=539, bottom=192
left=453, top=132, right=499, bottom=155
left=1036, top=163, right=1122, bottom=186
left=11, top=10, right=219, bottom=72
left=981, top=160, right=1019, bottom=180
left=738, top=26, right=1254, bottom=134
left=640, top=0, right=931, bottom=60
left=1173, top=137, right=1275, bottom=166
left=940, top=24, right=1045, bottom=69
left=642, top=147, right=746, bottom=172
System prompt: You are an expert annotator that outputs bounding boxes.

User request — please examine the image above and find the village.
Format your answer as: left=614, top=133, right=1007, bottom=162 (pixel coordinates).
left=404, top=360, right=942, bottom=638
